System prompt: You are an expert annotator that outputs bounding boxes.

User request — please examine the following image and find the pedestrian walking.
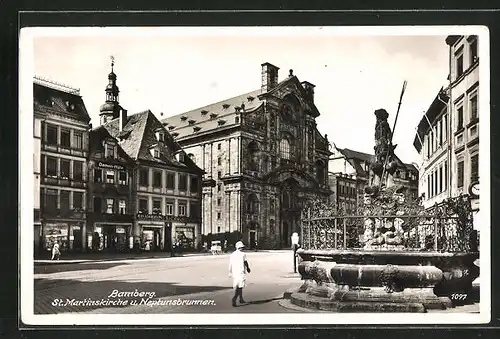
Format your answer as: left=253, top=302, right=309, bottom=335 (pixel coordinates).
left=51, top=242, right=60, bottom=260
left=228, top=241, right=251, bottom=307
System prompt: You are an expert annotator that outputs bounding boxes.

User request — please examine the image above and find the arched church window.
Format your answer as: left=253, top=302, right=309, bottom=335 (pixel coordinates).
left=280, top=137, right=291, bottom=160
left=282, top=190, right=291, bottom=209
left=248, top=141, right=259, bottom=171
left=315, top=160, right=325, bottom=185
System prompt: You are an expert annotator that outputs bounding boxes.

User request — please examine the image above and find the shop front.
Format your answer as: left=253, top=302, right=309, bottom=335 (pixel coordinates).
left=172, top=222, right=198, bottom=251
left=137, top=213, right=166, bottom=251
left=89, top=223, right=133, bottom=252
left=42, top=220, right=86, bottom=253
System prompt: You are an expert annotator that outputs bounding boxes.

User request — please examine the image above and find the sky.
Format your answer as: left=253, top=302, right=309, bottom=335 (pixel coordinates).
left=30, top=27, right=450, bottom=164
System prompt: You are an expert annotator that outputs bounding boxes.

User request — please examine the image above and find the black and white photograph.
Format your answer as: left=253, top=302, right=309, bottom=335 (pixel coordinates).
left=19, top=26, right=490, bottom=325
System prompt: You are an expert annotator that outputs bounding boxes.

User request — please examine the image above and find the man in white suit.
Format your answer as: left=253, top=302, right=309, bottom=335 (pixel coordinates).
left=229, top=241, right=251, bottom=307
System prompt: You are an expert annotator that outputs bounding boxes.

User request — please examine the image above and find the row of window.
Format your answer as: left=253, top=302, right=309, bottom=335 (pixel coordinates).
left=137, top=198, right=199, bottom=217
left=455, top=37, right=478, bottom=80
left=94, top=168, right=127, bottom=185
left=456, top=92, right=478, bottom=131
left=426, top=114, right=448, bottom=159
left=457, top=153, right=479, bottom=189
left=93, top=197, right=127, bottom=214
left=42, top=156, right=84, bottom=180
left=337, top=183, right=357, bottom=197
left=427, top=160, right=448, bottom=199
left=138, top=169, right=199, bottom=192
left=42, top=189, right=84, bottom=211
left=43, top=123, right=85, bottom=149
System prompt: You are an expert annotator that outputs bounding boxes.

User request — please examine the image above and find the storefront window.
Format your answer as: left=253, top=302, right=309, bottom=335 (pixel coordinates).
left=44, top=224, right=68, bottom=251
left=175, top=227, right=194, bottom=249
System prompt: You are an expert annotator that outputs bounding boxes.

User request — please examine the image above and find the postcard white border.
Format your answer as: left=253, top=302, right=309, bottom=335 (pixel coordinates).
left=20, top=25, right=491, bottom=326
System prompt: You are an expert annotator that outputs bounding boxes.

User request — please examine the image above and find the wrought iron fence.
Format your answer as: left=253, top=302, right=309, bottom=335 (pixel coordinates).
left=301, top=195, right=476, bottom=253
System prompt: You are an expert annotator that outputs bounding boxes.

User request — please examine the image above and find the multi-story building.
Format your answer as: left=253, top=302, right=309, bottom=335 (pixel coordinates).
left=87, top=125, right=135, bottom=252
left=98, top=63, right=204, bottom=251
left=34, top=77, right=91, bottom=254
left=162, top=63, right=331, bottom=249
left=413, top=35, right=479, bottom=215
left=329, top=146, right=419, bottom=210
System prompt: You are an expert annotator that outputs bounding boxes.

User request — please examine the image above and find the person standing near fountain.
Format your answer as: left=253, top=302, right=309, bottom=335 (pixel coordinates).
left=229, top=241, right=251, bottom=307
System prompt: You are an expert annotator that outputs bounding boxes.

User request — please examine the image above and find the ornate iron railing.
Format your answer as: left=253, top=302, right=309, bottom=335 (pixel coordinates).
left=300, top=195, right=476, bottom=253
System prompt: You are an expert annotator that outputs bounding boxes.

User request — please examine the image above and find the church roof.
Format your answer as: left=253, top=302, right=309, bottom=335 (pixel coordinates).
left=161, top=89, right=263, bottom=139
left=102, top=110, right=202, bottom=172
left=161, top=74, right=321, bottom=140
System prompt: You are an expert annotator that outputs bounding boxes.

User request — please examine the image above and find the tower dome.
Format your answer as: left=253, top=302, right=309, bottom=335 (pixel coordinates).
left=99, top=56, right=120, bottom=125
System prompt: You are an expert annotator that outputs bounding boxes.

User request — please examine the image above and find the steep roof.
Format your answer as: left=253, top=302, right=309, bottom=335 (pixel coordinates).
left=161, top=73, right=321, bottom=140
left=33, top=82, right=91, bottom=123
left=161, top=89, right=263, bottom=139
left=103, top=110, right=202, bottom=172
left=89, top=125, right=135, bottom=163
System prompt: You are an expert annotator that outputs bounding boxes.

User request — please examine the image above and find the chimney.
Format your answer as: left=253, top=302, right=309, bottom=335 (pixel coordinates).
left=261, top=62, right=279, bottom=92
left=119, top=108, right=127, bottom=131
left=301, top=81, right=316, bottom=103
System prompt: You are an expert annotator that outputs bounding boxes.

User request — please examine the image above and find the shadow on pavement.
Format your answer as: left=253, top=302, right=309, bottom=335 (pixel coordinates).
left=238, top=297, right=283, bottom=307
left=34, top=262, right=130, bottom=275
left=34, top=278, right=232, bottom=314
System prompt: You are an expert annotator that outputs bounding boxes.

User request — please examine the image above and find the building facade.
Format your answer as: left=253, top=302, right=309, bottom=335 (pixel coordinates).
left=34, top=78, right=91, bottom=254
left=162, top=63, right=331, bottom=249
left=87, top=126, right=135, bottom=252
left=329, top=146, right=419, bottom=211
left=413, top=35, right=479, bottom=218
left=97, top=64, right=204, bottom=251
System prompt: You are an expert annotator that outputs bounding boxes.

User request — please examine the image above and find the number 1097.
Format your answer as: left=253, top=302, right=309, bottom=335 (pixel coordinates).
left=450, top=293, right=467, bottom=300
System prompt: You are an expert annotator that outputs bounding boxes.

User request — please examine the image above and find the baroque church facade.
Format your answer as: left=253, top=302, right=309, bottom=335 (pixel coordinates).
left=162, top=63, right=331, bottom=249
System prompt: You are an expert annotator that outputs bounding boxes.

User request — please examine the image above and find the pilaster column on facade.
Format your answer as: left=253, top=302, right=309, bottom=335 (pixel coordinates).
left=236, top=190, right=241, bottom=233
left=69, top=191, right=73, bottom=210
left=148, top=167, right=153, bottom=191
left=226, top=138, right=231, bottom=175
left=57, top=125, right=61, bottom=144
left=234, top=137, right=240, bottom=174
left=225, top=191, right=231, bottom=233
left=208, top=143, right=213, bottom=178
left=162, top=196, right=166, bottom=215
left=162, top=169, right=167, bottom=194
left=202, top=144, right=206, bottom=177
left=148, top=195, right=153, bottom=214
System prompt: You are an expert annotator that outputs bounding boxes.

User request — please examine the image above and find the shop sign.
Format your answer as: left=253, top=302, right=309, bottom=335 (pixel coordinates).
left=116, top=227, right=126, bottom=234
left=72, top=225, right=81, bottom=230
left=137, top=213, right=165, bottom=221
left=97, top=162, right=125, bottom=170
left=45, top=224, right=68, bottom=236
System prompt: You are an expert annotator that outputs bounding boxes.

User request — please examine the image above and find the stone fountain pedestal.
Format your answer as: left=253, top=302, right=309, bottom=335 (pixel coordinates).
left=284, top=249, right=479, bottom=312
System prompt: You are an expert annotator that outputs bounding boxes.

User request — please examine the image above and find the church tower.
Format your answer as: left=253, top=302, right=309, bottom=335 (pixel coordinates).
left=99, top=57, right=120, bottom=125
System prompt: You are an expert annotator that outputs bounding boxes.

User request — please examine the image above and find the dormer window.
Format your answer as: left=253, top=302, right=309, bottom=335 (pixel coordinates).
left=180, top=116, right=188, bottom=121
left=234, top=106, right=241, bottom=112
left=188, top=119, right=196, bottom=125
left=155, top=131, right=165, bottom=142
left=222, top=104, right=230, bottom=109
left=150, top=145, right=160, bottom=158
left=193, top=126, right=201, bottom=132
left=210, top=113, right=218, bottom=119
left=218, top=119, right=226, bottom=126
left=65, top=100, right=75, bottom=112
left=105, top=143, right=116, bottom=158
left=247, top=96, right=255, bottom=102
left=172, top=132, right=179, bottom=138
left=201, top=110, right=208, bottom=115
left=168, top=125, right=175, bottom=130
